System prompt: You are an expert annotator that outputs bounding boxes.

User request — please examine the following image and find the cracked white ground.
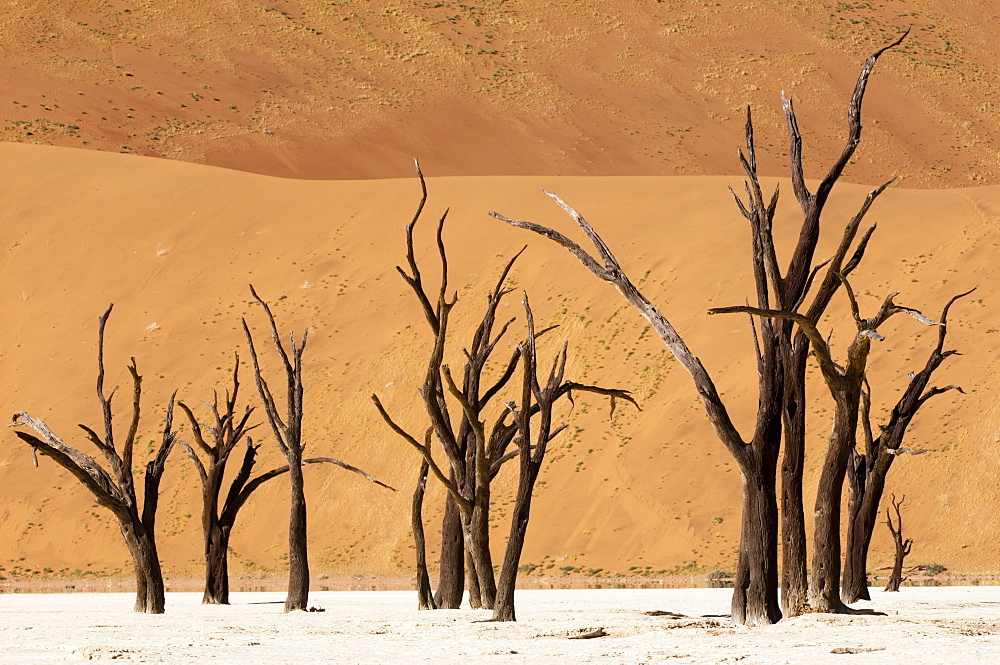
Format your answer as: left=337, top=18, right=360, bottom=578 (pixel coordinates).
left=1, top=587, right=998, bottom=663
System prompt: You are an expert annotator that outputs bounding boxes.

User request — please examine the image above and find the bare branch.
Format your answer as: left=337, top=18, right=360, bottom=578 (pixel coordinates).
left=371, top=394, right=461, bottom=501
left=488, top=211, right=610, bottom=279
left=493, top=194, right=748, bottom=467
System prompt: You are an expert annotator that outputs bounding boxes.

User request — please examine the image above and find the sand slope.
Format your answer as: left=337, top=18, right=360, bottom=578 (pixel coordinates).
left=0, top=1, right=997, bottom=186
left=0, top=143, right=997, bottom=582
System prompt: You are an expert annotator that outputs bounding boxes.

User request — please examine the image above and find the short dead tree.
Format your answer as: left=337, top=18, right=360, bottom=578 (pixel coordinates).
left=491, top=294, right=634, bottom=622
left=842, top=290, right=972, bottom=603
left=11, top=304, right=177, bottom=614
left=242, top=286, right=347, bottom=612
left=179, top=355, right=392, bottom=605
left=883, top=494, right=913, bottom=592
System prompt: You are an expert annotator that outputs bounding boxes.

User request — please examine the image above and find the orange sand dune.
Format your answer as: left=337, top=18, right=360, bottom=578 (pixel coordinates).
left=0, top=143, right=997, bottom=584
left=0, top=1, right=997, bottom=186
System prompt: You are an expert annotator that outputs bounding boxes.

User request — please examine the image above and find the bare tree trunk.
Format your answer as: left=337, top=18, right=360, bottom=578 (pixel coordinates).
left=492, top=455, right=538, bottom=622
left=121, top=520, right=165, bottom=614
left=809, top=394, right=858, bottom=613
left=780, top=345, right=810, bottom=616
left=202, top=518, right=232, bottom=604
left=434, top=495, right=465, bottom=609
left=199, top=462, right=231, bottom=605
left=412, top=461, right=436, bottom=610
left=842, top=451, right=872, bottom=602
left=285, top=461, right=310, bottom=612
left=465, top=501, right=497, bottom=610
left=884, top=495, right=912, bottom=592
left=466, top=548, right=482, bottom=609
left=732, top=468, right=781, bottom=626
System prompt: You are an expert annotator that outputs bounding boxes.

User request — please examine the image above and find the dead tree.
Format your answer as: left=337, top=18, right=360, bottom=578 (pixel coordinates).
left=374, top=163, right=632, bottom=611
left=11, top=305, right=177, bottom=614
left=372, top=163, right=526, bottom=611
left=883, top=494, right=912, bottom=592
left=242, top=285, right=312, bottom=612
left=712, top=281, right=941, bottom=612
left=491, top=295, right=634, bottom=622
left=768, top=32, right=906, bottom=616
left=841, top=290, right=972, bottom=603
left=491, top=33, right=907, bottom=624
left=179, top=356, right=393, bottom=605
left=412, top=459, right=436, bottom=610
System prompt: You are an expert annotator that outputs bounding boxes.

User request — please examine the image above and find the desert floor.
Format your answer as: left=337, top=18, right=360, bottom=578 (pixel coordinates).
left=0, top=587, right=998, bottom=663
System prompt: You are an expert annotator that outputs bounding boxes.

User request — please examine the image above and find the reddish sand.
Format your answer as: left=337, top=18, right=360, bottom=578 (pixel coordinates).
left=0, top=143, right=996, bottom=583
left=0, top=1, right=997, bottom=185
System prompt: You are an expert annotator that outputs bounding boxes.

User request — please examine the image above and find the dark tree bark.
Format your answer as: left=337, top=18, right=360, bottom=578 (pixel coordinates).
left=714, top=284, right=942, bottom=612
left=179, top=357, right=393, bottom=605
left=433, top=492, right=464, bottom=609
left=841, top=290, right=972, bottom=603
left=242, top=286, right=312, bottom=613
left=884, top=494, right=912, bottom=592
left=375, top=161, right=632, bottom=612
left=492, top=295, right=634, bottom=622
left=12, top=304, right=177, bottom=614
left=412, top=459, right=436, bottom=610
left=491, top=32, right=908, bottom=624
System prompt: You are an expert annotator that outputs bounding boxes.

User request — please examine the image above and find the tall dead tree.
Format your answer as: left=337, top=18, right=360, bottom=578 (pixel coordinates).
left=883, top=494, right=912, bottom=592
left=712, top=282, right=941, bottom=612
left=179, top=356, right=392, bottom=605
left=841, top=290, right=972, bottom=603
left=491, top=32, right=907, bottom=624
left=242, top=285, right=312, bottom=612
left=492, top=189, right=783, bottom=625
left=491, top=294, right=634, bottom=622
left=768, top=31, right=905, bottom=615
left=11, top=305, right=177, bottom=614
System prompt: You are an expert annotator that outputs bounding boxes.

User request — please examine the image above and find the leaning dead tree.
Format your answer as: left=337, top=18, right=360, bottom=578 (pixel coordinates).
left=491, top=32, right=907, bottom=624
left=374, top=163, right=632, bottom=611
left=493, top=185, right=787, bottom=625
left=841, top=289, right=972, bottom=603
left=712, top=280, right=942, bottom=612
left=883, top=494, right=913, bottom=592
left=491, top=295, right=634, bottom=622
left=11, top=305, right=177, bottom=613
left=179, top=355, right=393, bottom=605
